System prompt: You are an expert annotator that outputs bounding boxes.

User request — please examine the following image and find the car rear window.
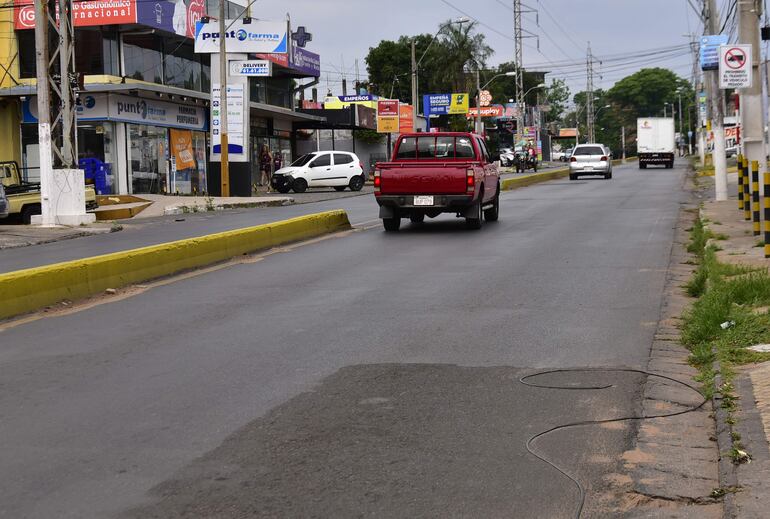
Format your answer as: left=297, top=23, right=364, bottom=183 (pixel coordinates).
left=395, top=136, right=476, bottom=160
left=333, top=153, right=354, bottom=165
left=573, top=146, right=604, bottom=156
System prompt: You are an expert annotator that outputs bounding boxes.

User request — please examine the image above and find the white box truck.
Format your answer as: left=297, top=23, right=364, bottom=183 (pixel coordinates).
left=637, top=117, right=675, bottom=169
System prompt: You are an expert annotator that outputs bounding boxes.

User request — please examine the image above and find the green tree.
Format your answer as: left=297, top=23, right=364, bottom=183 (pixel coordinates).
left=542, top=79, right=570, bottom=123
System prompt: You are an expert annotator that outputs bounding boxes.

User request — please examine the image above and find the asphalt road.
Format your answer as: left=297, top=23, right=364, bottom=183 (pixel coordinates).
left=0, top=161, right=689, bottom=518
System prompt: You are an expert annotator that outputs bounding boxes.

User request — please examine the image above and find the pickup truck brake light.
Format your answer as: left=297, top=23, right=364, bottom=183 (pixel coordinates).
left=466, top=168, right=474, bottom=192
left=374, top=170, right=381, bottom=192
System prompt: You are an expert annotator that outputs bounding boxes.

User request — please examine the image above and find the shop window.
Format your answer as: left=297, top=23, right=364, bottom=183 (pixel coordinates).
left=123, top=34, right=164, bottom=84
left=18, top=31, right=36, bottom=79
left=165, top=41, right=201, bottom=91
left=266, top=77, right=292, bottom=109
left=76, top=29, right=119, bottom=75
left=204, top=0, right=243, bottom=18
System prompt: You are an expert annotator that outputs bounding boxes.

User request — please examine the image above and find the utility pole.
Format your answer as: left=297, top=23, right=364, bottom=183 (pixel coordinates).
left=411, top=40, right=418, bottom=131
left=219, top=0, right=230, bottom=197
left=621, top=126, right=626, bottom=162
left=706, top=0, right=728, bottom=200
left=35, top=0, right=87, bottom=226
left=475, top=68, right=482, bottom=134
left=514, top=0, right=524, bottom=137
left=738, top=0, right=765, bottom=180
left=586, top=42, right=595, bottom=143
left=678, top=92, right=684, bottom=156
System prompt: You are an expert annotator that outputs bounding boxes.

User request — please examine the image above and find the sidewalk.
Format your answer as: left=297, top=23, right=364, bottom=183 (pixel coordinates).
left=698, top=171, right=770, bottom=517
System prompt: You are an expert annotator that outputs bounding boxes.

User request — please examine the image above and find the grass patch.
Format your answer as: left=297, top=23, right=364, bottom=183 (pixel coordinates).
left=682, top=217, right=770, bottom=387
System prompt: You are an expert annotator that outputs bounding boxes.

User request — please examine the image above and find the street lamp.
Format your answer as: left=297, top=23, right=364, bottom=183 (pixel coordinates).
left=593, top=104, right=612, bottom=123
left=412, top=18, right=469, bottom=130
left=574, top=97, right=600, bottom=145
left=475, top=71, right=516, bottom=134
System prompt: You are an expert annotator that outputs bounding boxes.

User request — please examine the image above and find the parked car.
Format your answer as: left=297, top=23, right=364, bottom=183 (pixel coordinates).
left=271, top=151, right=366, bottom=194
left=499, top=148, right=515, bottom=167
left=551, top=149, right=566, bottom=161
left=374, top=132, right=500, bottom=231
left=561, top=148, right=574, bottom=162
left=569, top=143, right=613, bottom=180
left=0, top=182, right=8, bottom=219
left=725, top=146, right=738, bottom=158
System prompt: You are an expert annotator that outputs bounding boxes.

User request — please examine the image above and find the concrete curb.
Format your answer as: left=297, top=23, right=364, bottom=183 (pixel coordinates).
left=712, top=355, right=740, bottom=518
left=0, top=210, right=351, bottom=321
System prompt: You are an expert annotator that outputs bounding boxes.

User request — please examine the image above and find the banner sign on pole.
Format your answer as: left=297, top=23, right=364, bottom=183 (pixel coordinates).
left=377, top=100, right=400, bottom=133
left=229, top=60, right=272, bottom=76
left=194, top=19, right=288, bottom=53
left=700, top=35, right=729, bottom=70
left=719, top=44, right=752, bottom=89
left=423, top=93, right=470, bottom=115
left=399, top=104, right=414, bottom=133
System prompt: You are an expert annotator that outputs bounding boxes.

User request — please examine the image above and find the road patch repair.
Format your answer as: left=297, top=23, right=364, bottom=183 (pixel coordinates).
left=0, top=210, right=350, bottom=321
left=126, top=363, right=692, bottom=518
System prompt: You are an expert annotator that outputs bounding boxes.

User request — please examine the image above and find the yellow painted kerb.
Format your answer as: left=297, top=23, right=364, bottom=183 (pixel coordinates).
left=0, top=210, right=351, bottom=320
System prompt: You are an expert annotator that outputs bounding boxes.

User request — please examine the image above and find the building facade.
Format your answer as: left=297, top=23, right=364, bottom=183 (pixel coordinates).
left=0, top=0, right=321, bottom=196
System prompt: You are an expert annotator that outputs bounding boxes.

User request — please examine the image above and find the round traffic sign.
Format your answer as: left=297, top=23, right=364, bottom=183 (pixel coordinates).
left=725, top=47, right=747, bottom=70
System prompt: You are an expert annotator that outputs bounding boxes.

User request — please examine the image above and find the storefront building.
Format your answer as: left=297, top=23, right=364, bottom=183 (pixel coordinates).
left=0, top=1, right=323, bottom=197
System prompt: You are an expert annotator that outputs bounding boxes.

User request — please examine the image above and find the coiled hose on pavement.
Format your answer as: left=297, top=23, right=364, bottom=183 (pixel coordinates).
left=519, top=368, right=707, bottom=519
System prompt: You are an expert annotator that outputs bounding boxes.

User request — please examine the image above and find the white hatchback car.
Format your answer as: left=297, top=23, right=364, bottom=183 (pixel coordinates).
left=272, top=151, right=366, bottom=193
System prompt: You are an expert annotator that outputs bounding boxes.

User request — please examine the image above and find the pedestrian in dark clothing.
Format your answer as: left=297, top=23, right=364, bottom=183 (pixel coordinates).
left=259, top=144, right=272, bottom=192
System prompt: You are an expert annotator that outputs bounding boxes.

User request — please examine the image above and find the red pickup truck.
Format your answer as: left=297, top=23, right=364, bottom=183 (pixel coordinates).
left=374, top=132, right=501, bottom=231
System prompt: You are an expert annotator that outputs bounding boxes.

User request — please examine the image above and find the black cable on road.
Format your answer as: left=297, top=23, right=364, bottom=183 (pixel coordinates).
left=519, top=368, right=707, bottom=519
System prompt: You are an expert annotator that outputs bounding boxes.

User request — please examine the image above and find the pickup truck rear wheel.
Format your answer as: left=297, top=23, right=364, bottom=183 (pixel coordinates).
left=466, top=198, right=483, bottom=230
left=484, top=186, right=500, bottom=222
left=21, top=204, right=41, bottom=225
left=383, top=217, right=401, bottom=232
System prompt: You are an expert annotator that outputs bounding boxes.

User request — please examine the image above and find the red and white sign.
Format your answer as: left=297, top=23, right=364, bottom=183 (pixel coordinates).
left=719, top=44, right=752, bottom=89
left=255, top=53, right=290, bottom=68
left=479, top=90, right=492, bottom=107
left=186, top=0, right=206, bottom=39
left=377, top=100, right=400, bottom=117
left=15, top=0, right=137, bottom=29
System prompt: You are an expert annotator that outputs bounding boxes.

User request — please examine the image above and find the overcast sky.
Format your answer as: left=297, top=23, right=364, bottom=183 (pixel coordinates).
left=255, top=0, right=700, bottom=102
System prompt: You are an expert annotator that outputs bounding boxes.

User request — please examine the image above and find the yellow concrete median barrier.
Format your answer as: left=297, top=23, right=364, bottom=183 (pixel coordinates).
left=0, top=210, right=351, bottom=321
left=501, top=167, right=570, bottom=190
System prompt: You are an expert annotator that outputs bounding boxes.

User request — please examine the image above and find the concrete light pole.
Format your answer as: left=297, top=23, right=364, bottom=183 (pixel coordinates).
left=706, top=0, right=728, bottom=200
left=738, top=0, right=765, bottom=179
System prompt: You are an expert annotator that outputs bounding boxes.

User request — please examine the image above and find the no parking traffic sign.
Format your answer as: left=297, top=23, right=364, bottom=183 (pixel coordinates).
left=719, top=44, right=752, bottom=89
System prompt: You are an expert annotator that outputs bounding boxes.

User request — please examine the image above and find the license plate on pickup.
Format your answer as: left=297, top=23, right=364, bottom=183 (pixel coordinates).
left=413, top=196, right=434, bottom=206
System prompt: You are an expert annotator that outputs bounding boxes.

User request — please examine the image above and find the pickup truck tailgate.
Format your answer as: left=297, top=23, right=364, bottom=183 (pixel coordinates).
left=378, top=162, right=470, bottom=195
